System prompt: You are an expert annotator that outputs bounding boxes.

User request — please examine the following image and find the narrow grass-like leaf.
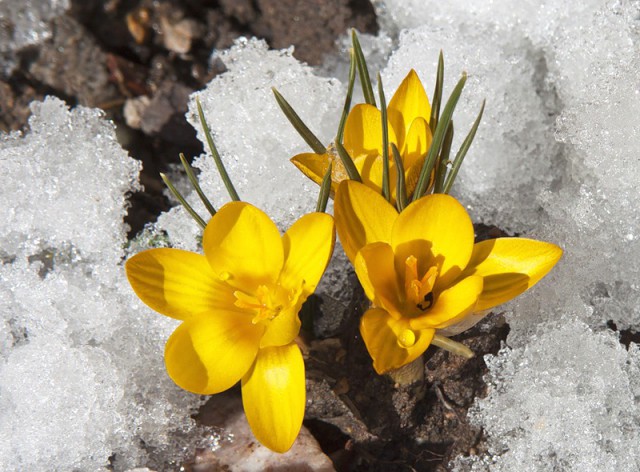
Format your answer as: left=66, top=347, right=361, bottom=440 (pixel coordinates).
left=336, top=49, right=357, bottom=144
left=335, top=141, right=362, bottom=182
left=272, top=87, right=326, bottom=155
left=378, top=72, right=390, bottom=202
left=412, top=72, right=467, bottom=201
left=443, top=99, right=485, bottom=194
left=430, top=51, right=445, bottom=134
left=196, top=98, right=240, bottom=201
left=351, top=29, right=376, bottom=107
left=160, top=172, right=207, bottom=229
left=179, top=153, right=216, bottom=216
left=316, top=162, right=332, bottom=213
left=391, top=143, right=407, bottom=212
left=434, top=122, right=454, bottom=194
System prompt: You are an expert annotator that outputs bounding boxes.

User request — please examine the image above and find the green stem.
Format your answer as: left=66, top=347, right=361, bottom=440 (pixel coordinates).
left=434, top=122, right=454, bottom=194
left=431, top=334, right=475, bottom=358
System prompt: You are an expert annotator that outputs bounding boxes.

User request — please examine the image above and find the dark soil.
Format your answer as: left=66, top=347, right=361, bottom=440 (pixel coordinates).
left=1, top=2, right=510, bottom=470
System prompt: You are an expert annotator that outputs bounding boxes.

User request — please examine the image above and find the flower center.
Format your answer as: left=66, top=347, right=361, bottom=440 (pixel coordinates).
left=404, top=255, right=438, bottom=313
left=233, top=284, right=297, bottom=324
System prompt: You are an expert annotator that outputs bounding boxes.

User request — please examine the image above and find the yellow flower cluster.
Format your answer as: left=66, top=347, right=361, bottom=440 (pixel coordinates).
left=125, top=68, right=561, bottom=453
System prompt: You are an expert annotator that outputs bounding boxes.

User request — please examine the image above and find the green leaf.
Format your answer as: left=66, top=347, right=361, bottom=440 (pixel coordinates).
left=160, top=172, right=207, bottom=229
left=196, top=98, right=240, bottom=202
left=443, top=99, right=485, bottom=194
left=272, top=87, right=326, bottom=155
left=351, top=29, right=376, bottom=107
left=378, top=72, right=391, bottom=202
left=335, top=140, right=362, bottom=182
left=412, top=72, right=467, bottom=201
left=434, top=122, right=454, bottom=194
left=316, top=162, right=332, bottom=213
left=179, top=153, right=216, bottom=216
left=336, top=49, right=357, bottom=144
left=430, top=51, right=444, bottom=134
left=391, top=143, right=407, bottom=212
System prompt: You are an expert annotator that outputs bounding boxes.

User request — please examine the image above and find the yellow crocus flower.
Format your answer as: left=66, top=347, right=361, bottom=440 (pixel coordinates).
left=126, top=202, right=335, bottom=452
left=291, top=69, right=433, bottom=199
left=334, top=180, right=562, bottom=374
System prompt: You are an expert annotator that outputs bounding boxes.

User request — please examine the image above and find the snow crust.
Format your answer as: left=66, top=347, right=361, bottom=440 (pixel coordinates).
left=1, top=0, right=640, bottom=470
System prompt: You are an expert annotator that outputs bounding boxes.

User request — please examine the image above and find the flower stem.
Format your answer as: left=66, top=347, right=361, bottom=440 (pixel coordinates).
left=431, top=335, right=475, bottom=358
left=387, top=356, right=424, bottom=386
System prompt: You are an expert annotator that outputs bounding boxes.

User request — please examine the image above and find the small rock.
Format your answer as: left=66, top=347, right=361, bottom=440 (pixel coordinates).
left=124, top=95, right=151, bottom=130
left=195, top=392, right=335, bottom=472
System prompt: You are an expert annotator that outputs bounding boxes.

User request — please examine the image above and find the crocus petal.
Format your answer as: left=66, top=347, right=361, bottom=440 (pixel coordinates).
left=354, top=242, right=402, bottom=316
left=343, top=104, right=397, bottom=158
left=360, top=308, right=435, bottom=374
left=392, top=194, right=474, bottom=289
left=280, top=212, right=335, bottom=296
left=462, top=238, right=563, bottom=311
left=410, top=275, right=483, bottom=330
left=290, top=152, right=330, bottom=187
left=259, top=304, right=302, bottom=348
left=203, top=202, right=284, bottom=292
left=241, top=344, right=305, bottom=453
left=126, top=248, right=236, bottom=320
left=401, top=117, right=432, bottom=167
left=438, top=309, right=491, bottom=336
left=334, top=180, right=398, bottom=263
left=164, top=312, right=262, bottom=395
left=387, top=69, right=431, bottom=150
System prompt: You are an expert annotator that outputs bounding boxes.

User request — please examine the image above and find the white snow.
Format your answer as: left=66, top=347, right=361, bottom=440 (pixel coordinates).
left=2, top=0, right=640, bottom=470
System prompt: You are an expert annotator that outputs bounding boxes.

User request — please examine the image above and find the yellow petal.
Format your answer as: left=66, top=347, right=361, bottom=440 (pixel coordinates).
left=280, top=212, right=335, bottom=296
left=164, top=312, right=262, bottom=395
left=241, top=343, right=305, bottom=453
left=334, top=180, right=398, bottom=263
left=259, top=304, right=301, bottom=348
left=392, top=194, right=474, bottom=290
left=203, top=202, right=284, bottom=292
left=360, top=308, right=435, bottom=374
left=354, top=242, right=402, bottom=316
left=387, top=70, right=431, bottom=150
left=126, top=248, right=236, bottom=320
left=401, top=117, right=432, bottom=197
left=401, top=117, right=432, bottom=166
left=343, top=104, right=397, bottom=158
left=410, top=275, right=483, bottom=330
left=462, top=238, right=563, bottom=311
left=290, top=152, right=329, bottom=187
